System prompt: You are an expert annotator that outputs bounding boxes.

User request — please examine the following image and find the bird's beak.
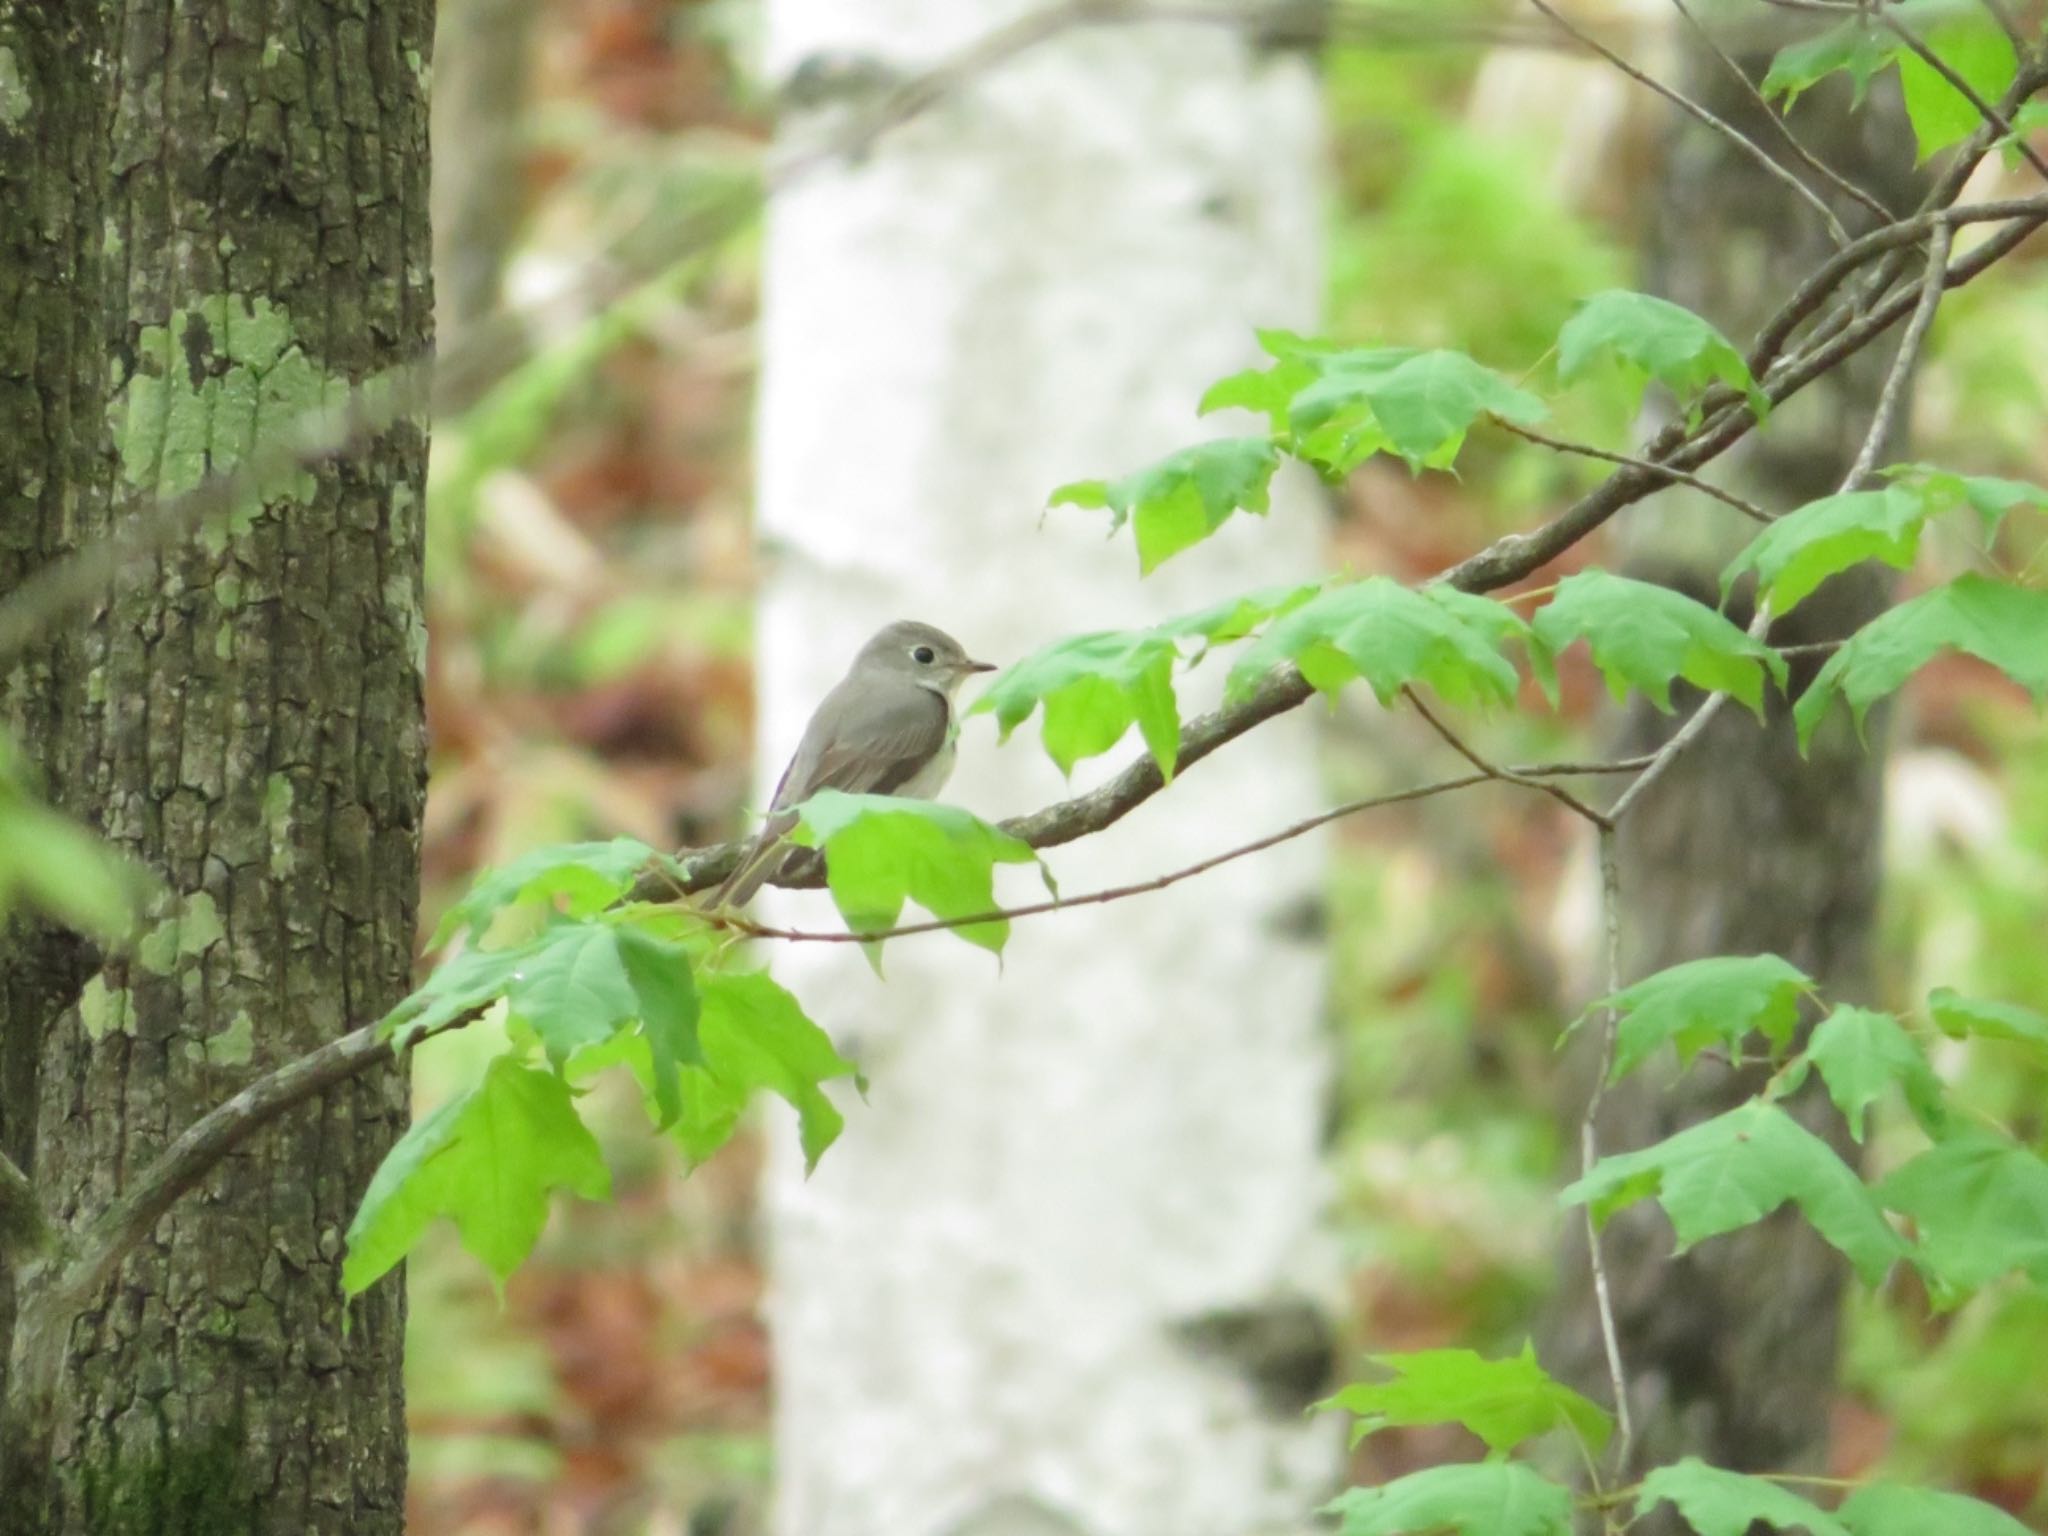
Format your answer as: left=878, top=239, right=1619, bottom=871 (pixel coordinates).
left=965, top=658, right=997, bottom=674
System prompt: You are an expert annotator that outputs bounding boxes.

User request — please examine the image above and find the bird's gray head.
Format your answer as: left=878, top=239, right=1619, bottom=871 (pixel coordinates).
left=851, top=620, right=995, bottom=696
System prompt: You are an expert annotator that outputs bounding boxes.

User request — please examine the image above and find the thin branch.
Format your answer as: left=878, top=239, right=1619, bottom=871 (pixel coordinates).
left=19, top=1008, right=475, bottom=1385
left=1846, top=217, right=1954, bottom=489
left=726, top=776, right=1498, bottom=941
left=1526, top=0, right=1853, bottom=247
left=1491, top=417, right=1774, bottom=523
left=1606, top=611, right=1771, bottom=826
left=1583, top=829, right=1635, bottom=1476
left=1404, top=686, right=1613, bottom=828
left=1670, top=0, right=1895, bottom=226
left=1876, top=8, right=2048, bottom=185
left=709, top=753, right=1651, bottom=945
left=1746, top=194, right=2048, bottom=379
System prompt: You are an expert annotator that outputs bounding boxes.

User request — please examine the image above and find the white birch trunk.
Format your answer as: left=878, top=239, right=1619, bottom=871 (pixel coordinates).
left=752, top=7, right=1337, bottom=1533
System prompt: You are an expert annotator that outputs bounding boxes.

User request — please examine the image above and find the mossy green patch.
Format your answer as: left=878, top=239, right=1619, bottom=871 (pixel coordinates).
left=79, top=976, right=134, bottom=1040
left=185, top=1011, right=255, bottom=1067
left=135, top=891, right=226, bottom=975
left=263, top=774, right=295, bottom=876
left=105, top=293, right=375, bottom=536
left=0, top=47, right=28, bottom=129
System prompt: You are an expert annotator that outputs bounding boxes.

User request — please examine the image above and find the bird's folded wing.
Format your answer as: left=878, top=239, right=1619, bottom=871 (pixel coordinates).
left=771, top=681, right=950, bottom=808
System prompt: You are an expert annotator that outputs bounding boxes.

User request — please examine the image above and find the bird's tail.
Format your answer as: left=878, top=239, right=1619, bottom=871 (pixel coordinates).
left=711, top=810, right=798, bottom=909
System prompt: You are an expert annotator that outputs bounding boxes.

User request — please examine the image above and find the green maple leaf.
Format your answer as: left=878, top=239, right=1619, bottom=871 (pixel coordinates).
left=969, top=585, right=1322, bottom=780
left=791, top=792, right=1049, bottom=956
left=381, top=941, right=541, bottom=1047
left=1880, top=1131, right=2048, bottom=1294
left=688, top=970, right=859, bottom=1171
left=1928, top=987, right=2048, bottom=1061
left=1887, top=463, right=2048, bottom=535
left=1051, top=437, right=1281, bottom=574
left=1561, top=1099, right=1907, bottom=1285
left=1533, top=570, right=1786, bottom=718
left=343, top=1056, right=611, bottom=1296
left=973, top=630, right=1182, bottom=779
left=1757, top=4, right=2015, bottom=162
left=505, top=922, right=645, bottom=1065
left=1225, top=577, right=1531, bottom=710
left=1290, top=347, right=1544, bottom=473
left=1583, top=953, right=1816, bottom=1084
left=614, top=925, right=702, bottom=1129
left=1324, top=1463, right=1573, bottom=1536
left=1636, top=1460, right=1849, bottom=1536
left=1839, top=1483, right=2035, bottom=1536
left=1152, top=580, right=1326, bottom=646
left=1795, top=574, right=2048, bottom=748
left=1761, top=21, right=1897, bottom=108
left=435, top=836, right=668, bottom=945
left=1556, top=290, right=1765, bottom=419
left=1801, top=1006, right=1944, bottom=1142
left=1721, top=488, right=1927, bottom=615
left=1896, top=11, right=2018, bottom=160
left=1318, top=1342, right=1611, bottom=1457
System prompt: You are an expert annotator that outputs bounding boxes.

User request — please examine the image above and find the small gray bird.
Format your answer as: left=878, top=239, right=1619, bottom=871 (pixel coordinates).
left=712, top=620, right=996, bottom=907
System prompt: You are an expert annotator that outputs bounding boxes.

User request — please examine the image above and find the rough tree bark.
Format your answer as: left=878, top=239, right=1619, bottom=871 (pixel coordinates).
left=1544, top=27, right=1928, bottom=1510
left=0, top=2, right=433, bottom=1531
left=751, top=4, right=1338, bottom=1534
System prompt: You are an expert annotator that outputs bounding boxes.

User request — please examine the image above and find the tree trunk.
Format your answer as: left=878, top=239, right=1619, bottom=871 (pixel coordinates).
left=751, top=7, right=1337, bottom=1535
left=1545, top=30, right=1927, bottom=1508
left=0, top=2, right=433, bottom=1530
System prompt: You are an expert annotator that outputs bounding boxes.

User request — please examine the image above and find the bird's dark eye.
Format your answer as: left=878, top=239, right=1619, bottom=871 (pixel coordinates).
left=912, top=645, right=936, bottom=665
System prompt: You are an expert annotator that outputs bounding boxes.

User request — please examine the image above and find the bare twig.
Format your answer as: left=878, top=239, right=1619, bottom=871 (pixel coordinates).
left=1491, top=416, right=1774, bottom=523
left=1846, top=218, right=1954, bottom=489
left=1606, top=602, right=1772, bottom=825
left=1404, top=686, right=1614, bottom=827
left=1745, top=195, right=2048, bottom=379
left=1526, top=0, right=1853, bottom=247
left=707, top=751, right=1655, bottom=944
left=10, top=1007, right=477, bottom=1399
left=1670, top=0, right=1895, bottom=226
left=1583, top=830, right=1635, bottom=1476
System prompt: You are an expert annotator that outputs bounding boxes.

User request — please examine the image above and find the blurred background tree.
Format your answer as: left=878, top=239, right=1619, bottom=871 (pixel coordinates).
left=747, top=3, right=1338, bottom=1533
